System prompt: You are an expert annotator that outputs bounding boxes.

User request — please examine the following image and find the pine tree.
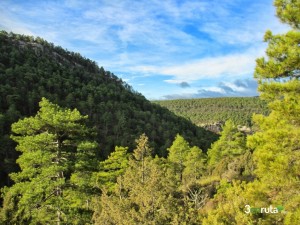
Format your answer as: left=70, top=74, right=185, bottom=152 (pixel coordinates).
left=166, top=135, right=206, bottom=224
left=94, top=134, right=176, bottom=224
left=0, top=98, right=98, bottom=224
left=183, top=146, right=206, bottom=184
left=96, top=146, right=129, bottom=192
left=204, top=0, right=300, bottom=223
left=167, top=134, right=190, bottom=183
left=132, top=133, right=153, bottom=184
left=207, top=120, right=246, bottom=167
left=249, top=0, right=300, bottom=222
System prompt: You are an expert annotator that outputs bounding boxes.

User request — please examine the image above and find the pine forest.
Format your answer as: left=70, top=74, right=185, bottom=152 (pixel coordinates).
left=0, top=0, right=299, bottom=224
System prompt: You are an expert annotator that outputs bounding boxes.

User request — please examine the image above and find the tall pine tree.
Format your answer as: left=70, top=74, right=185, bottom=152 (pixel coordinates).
left=250, top=0, right=300, bottom=222
left=204, top=0, right=300, bottom=224
left=0, top=98, right=98, bottom=225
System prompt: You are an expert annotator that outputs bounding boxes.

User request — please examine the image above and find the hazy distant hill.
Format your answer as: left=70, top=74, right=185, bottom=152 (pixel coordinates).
left=0, top=31, right=218, bottom=188
left=153, top=97, right=269, bottom=127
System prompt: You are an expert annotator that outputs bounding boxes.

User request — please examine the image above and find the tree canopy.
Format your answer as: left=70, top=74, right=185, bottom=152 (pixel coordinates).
left=203, top=0, right=300, bottom=223
left=1, top=0, right=299, bottom=223
left=0, top=30, right=218, bottom=190
left=0, top=98, right=99, bottom=224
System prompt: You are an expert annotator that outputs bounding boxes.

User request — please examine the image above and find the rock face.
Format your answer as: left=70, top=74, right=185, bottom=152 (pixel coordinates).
left=237, top=125, right=253, bottom=134
left=202, top=122, right=224, bottom=134
left=202, top=122, right=252, bottom=134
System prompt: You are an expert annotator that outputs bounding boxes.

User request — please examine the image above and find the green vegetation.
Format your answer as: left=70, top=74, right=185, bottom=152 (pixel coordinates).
left=203, top=0, right=300, bottom=223
left=154, top=97, right=269, bottom=127
left=207, top=119, right=247, bottom=167
left=1, top=98, right=98, bottom=224
left=0, top=30, right=217, bottom=190
left=0, top=0, right=299, bottom=224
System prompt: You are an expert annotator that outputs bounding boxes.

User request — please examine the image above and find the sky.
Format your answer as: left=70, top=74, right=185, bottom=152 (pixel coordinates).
left=0, top=0, right=289, bottom=100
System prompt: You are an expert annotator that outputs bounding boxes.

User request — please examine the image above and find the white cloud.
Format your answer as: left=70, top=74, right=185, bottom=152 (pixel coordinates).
left=161, top=53, right=254, bottom=81
left=0, top=6, right=35, bottom=36
left=147, top=46, right=264, bottom=82
left=0, top=0, right=289, bottom=100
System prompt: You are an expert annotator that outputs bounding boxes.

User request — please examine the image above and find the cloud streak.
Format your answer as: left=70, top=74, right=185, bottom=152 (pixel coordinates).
left=161, top=49, right=261, bottom=82
left=0, top=0, right=288, bottom=99
left=133, top=46, right=264, bottom=84
left=163, top=78, right=258, bottom=99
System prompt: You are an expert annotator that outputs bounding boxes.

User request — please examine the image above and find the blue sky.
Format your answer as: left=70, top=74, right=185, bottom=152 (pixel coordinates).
left=0, top=0, right=288, bottom=100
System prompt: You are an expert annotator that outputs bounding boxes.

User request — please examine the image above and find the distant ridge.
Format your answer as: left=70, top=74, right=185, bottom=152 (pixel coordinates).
left=153, top=97, right=269, bottom=127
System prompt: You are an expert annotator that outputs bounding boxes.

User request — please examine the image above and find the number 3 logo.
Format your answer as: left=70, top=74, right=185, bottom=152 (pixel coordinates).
left=245, top=205, right=251, bottom=214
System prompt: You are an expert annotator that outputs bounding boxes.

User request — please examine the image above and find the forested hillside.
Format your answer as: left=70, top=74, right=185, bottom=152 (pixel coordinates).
left=154, top=97, right=269, bottom=127
left=0, top=31, right=217, bottom=189
left=1, top=0, right=299, bottom=223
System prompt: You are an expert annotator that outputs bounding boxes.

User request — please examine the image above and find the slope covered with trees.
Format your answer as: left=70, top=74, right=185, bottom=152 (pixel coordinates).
left=1, top=0, right=299, bottom=223
left=0, top=31, right=217, bottom=189
left=154, top=97, right=269, bottom=127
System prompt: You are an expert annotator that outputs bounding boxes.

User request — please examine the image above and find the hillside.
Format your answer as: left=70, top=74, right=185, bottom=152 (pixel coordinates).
left=0, top=31, right=218, bottom=188
left=153, top=97, right=269, bottom=127
left=1, top=0, right=299, bottom=223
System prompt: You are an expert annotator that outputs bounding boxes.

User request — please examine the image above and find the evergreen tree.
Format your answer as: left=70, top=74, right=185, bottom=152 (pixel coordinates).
left=166, top=135, right=206, bottom=224
left=204, top=0, right=300, bottom=223
left=132, top=133, right=153, bottom=184
left=183, top=146, right=206, bottom=184
left=0, top=98, right=98, bottom=224
left=94, top=134, right=177, bottom=224
left=207, top=120, right=246, bottom=167
left=167, top=134, right=190, bottom=183
left=96, top=146, right=129, bottom=192
left=250, top=0, right=300, bottom=222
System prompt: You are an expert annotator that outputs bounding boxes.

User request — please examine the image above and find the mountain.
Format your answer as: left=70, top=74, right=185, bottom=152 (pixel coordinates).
left=153, top=97, right=269, bottom=128
left=0, top=31, right=218, bottom=188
